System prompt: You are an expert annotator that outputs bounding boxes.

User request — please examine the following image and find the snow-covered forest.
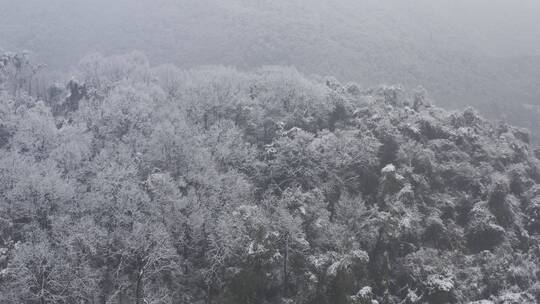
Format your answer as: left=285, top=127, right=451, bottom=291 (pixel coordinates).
left=1, top=51, right=540, bottom=304
left=1, top=1, right=540, bottom=304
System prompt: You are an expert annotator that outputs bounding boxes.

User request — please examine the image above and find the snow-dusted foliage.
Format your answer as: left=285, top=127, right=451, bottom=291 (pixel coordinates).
left=0, top=53, right=539, bottom=303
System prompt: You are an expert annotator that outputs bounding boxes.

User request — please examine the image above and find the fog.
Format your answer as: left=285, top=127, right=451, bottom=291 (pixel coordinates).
left=2, top=1, right=539, bottom=59
left=1, top=0, right=540, bottom=133
left=2, top=1, right=540, bottom=63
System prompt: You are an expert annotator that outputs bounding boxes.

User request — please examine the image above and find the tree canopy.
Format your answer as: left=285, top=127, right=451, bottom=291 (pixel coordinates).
left=1, top=52, right=540, bottom=304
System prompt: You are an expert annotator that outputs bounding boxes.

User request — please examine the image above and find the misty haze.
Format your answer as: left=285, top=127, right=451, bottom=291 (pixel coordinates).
left=1, top=1, right=540, bottom=303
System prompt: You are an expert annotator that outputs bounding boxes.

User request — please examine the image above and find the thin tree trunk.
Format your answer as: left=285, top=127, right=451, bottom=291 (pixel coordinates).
left=135, top=270, right=143, bottom=304
left=283, top=233, right=289, bottom=296
left=206, top=284, right=212, bottom=304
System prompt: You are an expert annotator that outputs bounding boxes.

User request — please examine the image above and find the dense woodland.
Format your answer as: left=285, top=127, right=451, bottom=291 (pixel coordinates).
left=1, top=52, right=540, bottom=304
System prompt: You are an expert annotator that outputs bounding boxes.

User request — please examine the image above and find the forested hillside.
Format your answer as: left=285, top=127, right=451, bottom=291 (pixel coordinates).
left=1, top=0, right=540, bottom=140
left=1, top=52, right=540, bottom=303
